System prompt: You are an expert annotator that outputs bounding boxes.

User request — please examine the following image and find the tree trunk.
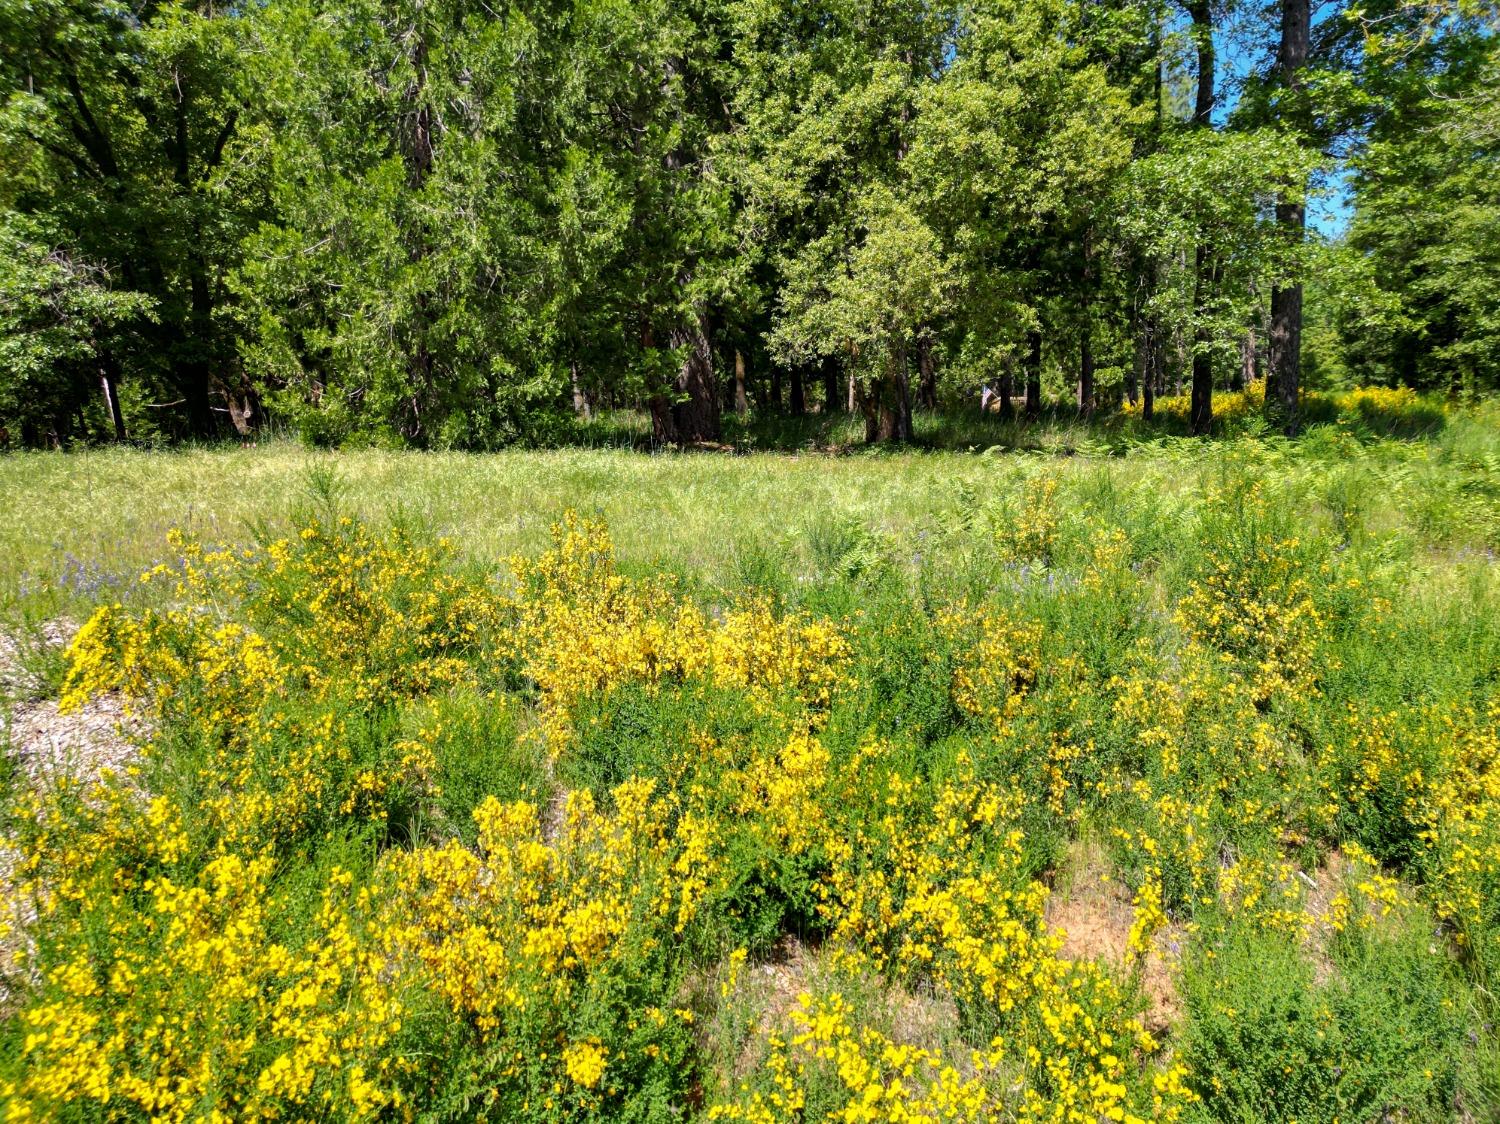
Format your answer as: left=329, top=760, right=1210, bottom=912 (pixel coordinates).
left=897, top=345, right=913, bottom=439
left=217, top=368, right=261, bottom=436
left=173, top=262, right=218, bottom=440
left=1269, top=276, right=1302, bottom=427
left=1268, top=0, right=1310, bottom=436
left=1128, top=303, right=1142, bottom=407
left=649, top=394, right=677, bottom=444
left=1024, top=330, right=1042, bottom=419
left=917, top=336, right=937, bottom=410
left=645, top=323, right=677, bottom=445
left=1190, top=246, right=1215, bottom=435
left=734, top=350, right=748, bottom=416
left=1235, top=329, right=1255, bottom=392
left=99, top=357, right=126, bottom=442
left=181, top=353, right=215, bottom=440
left=790, top=365, right=806, bottom=416
left=406, top=315, right=432, bottom=443
left=858, top=344, right=913, bottom=443
left=1171, top=320, right=1184, bottom=397
left=1078, top=320, right=1095, bottom=417
left=821, top=355, right=840, bottom=414
left=669, top=310, right=719, bottom=443
left=998, top=360, right=1015, bottom=421
left=1186, top=0, right=1215, bottom=436
left=1186, top=0, right=1215, bottom=126
left=1190, top=345, right=1213, bottom=434
left=572, top=360, right=592, bottom=419
left=770, top=367, right=783, bottom=413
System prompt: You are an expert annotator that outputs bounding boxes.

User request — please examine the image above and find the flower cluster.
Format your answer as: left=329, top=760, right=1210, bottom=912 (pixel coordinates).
left=511, top=512, right=848, bottom=753
left=6, top=489, right=1496, bottom=1122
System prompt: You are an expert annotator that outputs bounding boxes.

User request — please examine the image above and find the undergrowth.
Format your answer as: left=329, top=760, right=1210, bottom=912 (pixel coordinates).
left=1, top=409, right=1498, bottom=1122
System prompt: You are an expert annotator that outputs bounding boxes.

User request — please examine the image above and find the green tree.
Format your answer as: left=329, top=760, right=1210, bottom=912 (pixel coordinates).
left=233, top=0, right=566, bottom=447
left=1266, top=0, right=1310, bottom=434
left=0, top=0, right=261, bottom=441
left=728, top=0, right=955, bottom=442
left=0, top=216, right=152, bottom=445
left=1118, top=128, right=1318, bottom=419
left=914, top=0, right=1147, bottom=421
left=563, top=0, right=742, bottom=445
left=1330, top=11, right=1499, bottom=393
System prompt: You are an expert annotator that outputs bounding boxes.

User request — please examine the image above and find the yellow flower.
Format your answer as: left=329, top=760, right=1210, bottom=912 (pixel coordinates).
left=563, top=1040, right=608, bottom=1089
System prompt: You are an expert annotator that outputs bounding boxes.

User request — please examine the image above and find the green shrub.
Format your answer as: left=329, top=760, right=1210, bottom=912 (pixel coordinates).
left=1182, top=920, right=1467, bottom=1123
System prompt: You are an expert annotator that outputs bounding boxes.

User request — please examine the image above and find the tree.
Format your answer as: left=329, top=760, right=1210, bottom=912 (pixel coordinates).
left=0, top=216, right=152, bottom=444
left=774, top=189, right=955, bottom=441
left=1184, top=0, right=1217, bottom=435
left=3, top=0, right=1491, bottom=449
left=234, top=0, right=566, bottom=447
left=1313, top=7, right=1499, bottom=394
left=1266, top=0, right=1310, bottom=433
left=1119, top=129, right=1318, bottom=420
left=909, top=0, right=1144, bottom=425
left=729, top=1, right=956, bottom=443
left=0, top=0, right=259, bottom=441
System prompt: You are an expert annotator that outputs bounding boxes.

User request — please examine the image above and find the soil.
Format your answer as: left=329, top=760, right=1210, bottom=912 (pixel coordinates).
left=0, top=621, right=144, bottom=1014
left=1044, top=838, right=1183, bottom=1035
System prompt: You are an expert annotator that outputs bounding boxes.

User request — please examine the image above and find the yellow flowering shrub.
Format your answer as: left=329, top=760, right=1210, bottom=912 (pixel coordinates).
left=711, top=991, right=1004, bottom=1124
left=943, top=605, right=1043, bottom=734
left=995, top=474, right=1061, bottom=564
left=8, top=495, right=1497, bottom=1123
left=1121, top=387, right=1262, bottom=426
left=1118, top=384, right=1442, bottom=436
left=1173, top=525, right=1326, bottom=706
left=370, top=779, right=708, bottom=1117
left=4, top=836, right=408, bottom=1122
left=1316, top=697, right=1500, bottom=976
left=512, top=513, right=849, bottom=754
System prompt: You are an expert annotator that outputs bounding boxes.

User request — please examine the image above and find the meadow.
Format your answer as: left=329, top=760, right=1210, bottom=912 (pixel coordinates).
left=2, top=392, right=1499, bottom=1122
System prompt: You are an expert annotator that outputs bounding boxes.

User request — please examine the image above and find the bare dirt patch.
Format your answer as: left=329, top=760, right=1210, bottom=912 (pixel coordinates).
left=1, top=621, right=145, bottom=1014
left=702, top=934, right=964, bottom=1089
left=6, top=693, right=145, bottom=792
left=1045, top=838, right=1182, bottom=1035
left=1299, top=848, right=1350, bottom=984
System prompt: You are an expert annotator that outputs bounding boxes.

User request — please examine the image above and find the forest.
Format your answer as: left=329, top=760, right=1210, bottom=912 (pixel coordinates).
left=1, top=0, right=1496, bottom=449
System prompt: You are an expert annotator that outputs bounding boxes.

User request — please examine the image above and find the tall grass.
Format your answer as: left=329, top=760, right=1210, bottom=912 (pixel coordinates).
left=3, top=399, right=1497, bottom=627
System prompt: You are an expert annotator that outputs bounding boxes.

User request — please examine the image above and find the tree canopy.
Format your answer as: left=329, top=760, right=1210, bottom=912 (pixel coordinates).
left=1, top=0, right=1495, bottom=447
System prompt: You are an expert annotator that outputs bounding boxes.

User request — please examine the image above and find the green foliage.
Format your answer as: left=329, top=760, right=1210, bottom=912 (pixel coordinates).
left=1119, top=130, right=1322, bottom=371
left=1181, top=920, right=1467, bottom=1123
left=404, top=688, right=546, bottom=845
left=11, top=0, right=1480, bottom=447
left=1310, top=12, right=1500, bottom=395
left=0, top=0, right=262, bottom=441
left=4, top=437, right=1500, bottom=1117
left=0, top=217, right=153, bottom=445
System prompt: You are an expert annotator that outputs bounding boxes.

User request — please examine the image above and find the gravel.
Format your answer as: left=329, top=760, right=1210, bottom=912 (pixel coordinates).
left=1, top=620, right=146, bottom=1013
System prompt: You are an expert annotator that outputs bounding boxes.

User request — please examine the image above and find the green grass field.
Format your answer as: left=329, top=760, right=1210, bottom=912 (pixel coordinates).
left=3, top=396, right=1497, bottom=617
left=2, top=403, right=1500, bottom=1121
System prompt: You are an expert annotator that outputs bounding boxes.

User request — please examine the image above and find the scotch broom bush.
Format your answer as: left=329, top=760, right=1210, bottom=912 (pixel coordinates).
left=2, top=426, right=1498, bottom=1121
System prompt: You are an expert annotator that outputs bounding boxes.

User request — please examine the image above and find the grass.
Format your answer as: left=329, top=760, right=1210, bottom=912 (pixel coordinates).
left=3, top=398, right=1496, bottom=624
left=2, top=396, right=1499, bottom=1121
